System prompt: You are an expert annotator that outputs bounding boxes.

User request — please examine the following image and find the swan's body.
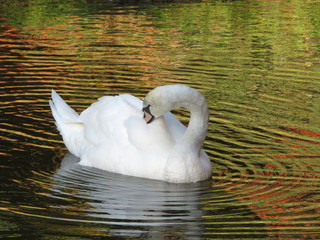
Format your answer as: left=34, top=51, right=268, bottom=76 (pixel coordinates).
left=50, top=85, right=212, bottom=183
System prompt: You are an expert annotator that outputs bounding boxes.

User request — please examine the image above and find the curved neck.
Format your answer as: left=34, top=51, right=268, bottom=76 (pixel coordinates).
left=180, top=99, right=209, bottom=152
left=145, top=85, right=209, bottom=153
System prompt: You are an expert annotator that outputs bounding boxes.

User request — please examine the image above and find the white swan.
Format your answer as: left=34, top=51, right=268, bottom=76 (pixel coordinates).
left=49, top=85, right=212, bottom=183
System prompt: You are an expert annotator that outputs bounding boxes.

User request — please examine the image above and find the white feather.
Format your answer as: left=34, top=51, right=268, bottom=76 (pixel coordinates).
left=49, top=85, right=212, bottom=183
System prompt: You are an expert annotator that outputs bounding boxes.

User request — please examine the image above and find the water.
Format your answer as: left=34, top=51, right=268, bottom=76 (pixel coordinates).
left=1, top=0, right=319, bottom=239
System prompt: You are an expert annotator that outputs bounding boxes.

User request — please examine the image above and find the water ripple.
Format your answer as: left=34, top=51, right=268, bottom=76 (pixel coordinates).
left=1, top=0, right=320, bottom=239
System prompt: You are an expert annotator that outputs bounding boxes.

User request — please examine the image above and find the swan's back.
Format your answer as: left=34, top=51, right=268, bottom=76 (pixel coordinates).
left=75, top=94, right=186, bottom=179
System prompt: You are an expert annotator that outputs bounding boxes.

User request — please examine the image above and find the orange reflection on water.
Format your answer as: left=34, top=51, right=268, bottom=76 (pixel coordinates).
left=223, top=127, right=320, bottom=238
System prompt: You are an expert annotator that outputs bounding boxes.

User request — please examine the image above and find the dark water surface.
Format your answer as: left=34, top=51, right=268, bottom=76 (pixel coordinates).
left=1, top=0, right=320, bottom=239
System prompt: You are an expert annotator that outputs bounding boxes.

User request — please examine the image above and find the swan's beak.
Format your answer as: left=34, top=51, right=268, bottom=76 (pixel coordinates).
left=142, top=105, right=155, bottom=124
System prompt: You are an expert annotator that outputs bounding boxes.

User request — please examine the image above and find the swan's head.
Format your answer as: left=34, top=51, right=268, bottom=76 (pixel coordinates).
left=142, top=85, right=190, bottom=124
left=142, top=85, right=172, bottom=124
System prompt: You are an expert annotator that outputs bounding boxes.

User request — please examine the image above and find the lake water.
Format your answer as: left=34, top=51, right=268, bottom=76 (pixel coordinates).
left=1, top=0, right=319, bottom=239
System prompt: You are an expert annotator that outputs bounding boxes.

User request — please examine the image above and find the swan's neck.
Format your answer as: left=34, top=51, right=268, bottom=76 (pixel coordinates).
left=146, top=85, right=210, bottom=183
left=165, top=90, right=209, bottom=183
left=145, top=84, right=209, bottom=153
left=177, top=94, right=209, bottom=153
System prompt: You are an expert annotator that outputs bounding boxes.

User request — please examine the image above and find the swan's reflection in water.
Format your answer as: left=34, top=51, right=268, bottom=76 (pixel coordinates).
left=53, top=153, right=215, bottom=238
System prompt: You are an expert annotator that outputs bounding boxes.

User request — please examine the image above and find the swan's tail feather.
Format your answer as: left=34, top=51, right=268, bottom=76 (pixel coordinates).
left=50, top=90, right=84, bottom=156
left=50, top=89, right=79, bottom=124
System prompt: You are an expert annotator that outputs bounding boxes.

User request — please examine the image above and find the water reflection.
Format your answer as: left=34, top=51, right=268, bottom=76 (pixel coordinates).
left=54, top=153, right=209, bottom=237
left=1, top=0, right=320, bottom=239
left=50, top=153, right=266, bottom=239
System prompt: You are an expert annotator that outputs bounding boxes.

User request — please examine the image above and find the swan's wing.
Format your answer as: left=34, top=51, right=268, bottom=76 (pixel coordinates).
left=78, top=93, right=186, bottom=150
left=78, top=94, right=168, bottom=174
left=79, top=95, right=142, bottom=147
left=76, top=93, right=188, bottom=179
left=77, top=94, right=185, bottom=171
